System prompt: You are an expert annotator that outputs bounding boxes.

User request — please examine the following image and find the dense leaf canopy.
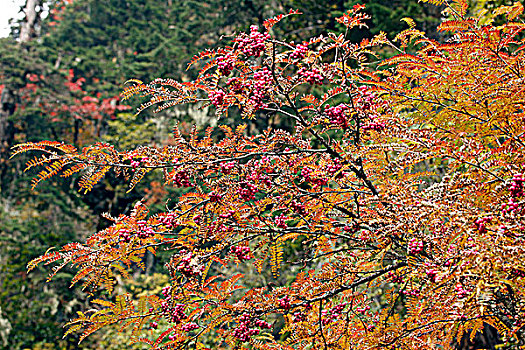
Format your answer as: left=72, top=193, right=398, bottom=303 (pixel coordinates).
left=3, top=0, right=524, bottom=349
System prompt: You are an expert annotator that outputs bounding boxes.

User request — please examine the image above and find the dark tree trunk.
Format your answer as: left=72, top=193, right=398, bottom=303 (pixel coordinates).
left=0, top=86, right=16, bottom=193
left=0, top=0, right=43, bottom=194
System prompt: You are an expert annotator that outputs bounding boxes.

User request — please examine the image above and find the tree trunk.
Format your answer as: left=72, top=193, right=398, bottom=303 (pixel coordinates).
left=0, top=85, right=16, bottom=193
left=19, top=0, right=40, bottom=43
left=0, top=0, right=42, bottom=193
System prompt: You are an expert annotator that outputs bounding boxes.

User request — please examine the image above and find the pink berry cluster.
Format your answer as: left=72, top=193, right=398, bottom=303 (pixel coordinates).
left=193, top=214, right=201, bottom=225
left=402, top=289, right=420, bottom=297
left=290, top=200, right=306, bottom=215
left=355, top=86, right=377, bottom=111
left=163, top=302, right=187, bottom=324
left=236, top=25, right=270, bottom=57
left=292, top=311, right=306, bottom=322
left=161, top=285, right=172, bottom=297
left=173, top=170, right=192, bottom=187
left=119, top=227, right=133, bottom=242
left=130, top=156, right=149, bottom=171
left=343, top=222, right=359, bottom=233
left=130, top=160, right=140, bottom=169
left=258, top=173, right=272, bottom=187
left=426, top=268, right=438, bottom=283
left=217, top=53, right=235, bottom=76
left=354, top=86, right=390, bottom=129
left=137, top=220, right=156, bottom=239
left=253, top=67, right=272, bottom=84
left=358, top=230, right=372, bottom=241
left=321, top=303, right=347, bottom=325
left=444, top=257, right=455, bottom=267
left=455, top=283, right=469, bottom=299
left=387, top=271, right=404, bottom=283
left=212, top=222, right=230, bottom=237
left=290, top=43, right=308, bottom=60
left=119, top=220, right=155, bottom=241
left=231, top=245, right=251, bottom=261
left=209, top=191, right=221, bottom=203
left=314, top=177, right=329, bottom=187
left=355, top=305, right=371, bottom=314
left=275, top=214, right=288, bottom=229
left=325, top=104, right=350, bottom=128
left=218, top=209, right=235, bottom=219
left=249, top=67, right=272, bottom=111
left=231, top=314, right=271, bottom=342
left=244, top=162, right=273, bottom=188
left=161, top=212, right=176, bottom=229
left=239, top=181, right=258, bottom=201
left=408, top=238, right=423, bottom=254
left=362, top=119, right=386, bottom=132
left=502, top=175, right=524, bottom=214
left=502, top=199, right=520, bottom=214
left=326, top=159, right=343, bottom=178
left=227, top=77, right=246, bottom=93
left=160, top=286, right=188, bottom=324
left=474, top=216, right=492, bottom=233
left=209, top=89, right=225, bottom=107
left=298, top=66, right=323, bottom=85
left=278, top=296, right=291, bottom=310
left=300, top=167, right=328, bottom=187
left=177, top=252, right=204, bottom=277
left=181, top=322, right=199, bottom=331
left=509, top=173, right=524, bottom=198
left=220, top=161, right=236, bottom=174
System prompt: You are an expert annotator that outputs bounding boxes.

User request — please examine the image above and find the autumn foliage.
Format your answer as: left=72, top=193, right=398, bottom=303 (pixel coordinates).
left=13, top=0, right=525, bottom=348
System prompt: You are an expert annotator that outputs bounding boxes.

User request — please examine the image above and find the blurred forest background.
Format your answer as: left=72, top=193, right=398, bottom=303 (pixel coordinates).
left=0, top=0, right=508, bottom=348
